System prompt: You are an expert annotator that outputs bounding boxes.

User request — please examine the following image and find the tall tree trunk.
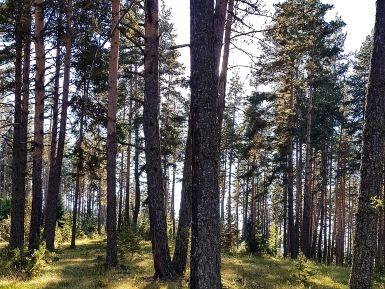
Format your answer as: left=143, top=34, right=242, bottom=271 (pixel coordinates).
left=10, top=0, right=30, bottom=251
left=317, top=141, right=328, bottom=263
left=70, top=86, right=85, bottom=249
left=294, top=139, right=302, bottom=257
left=29, top=0, right=45, bottom=251
left=350, top=1, right=385, bottom=287
left=44, top=0, right=72, bottom=251
left=143, top=0, right=173, bottom=278
left=302, top=86, right=313, bottom=258
left=190, top=0, right=221, bottom=287
left=106, top=0, right=120, bottom=268
left=124, top=99, right=132, bottom=224
left=172, top=122, right=192, bottom=275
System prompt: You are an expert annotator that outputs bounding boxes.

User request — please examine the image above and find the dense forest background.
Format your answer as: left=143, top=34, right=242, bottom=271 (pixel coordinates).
left=0, top=0, right=384, bottom=288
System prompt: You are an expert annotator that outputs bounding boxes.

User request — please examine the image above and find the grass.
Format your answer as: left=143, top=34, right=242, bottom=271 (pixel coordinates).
left=0, top=239, right=384, bottom=289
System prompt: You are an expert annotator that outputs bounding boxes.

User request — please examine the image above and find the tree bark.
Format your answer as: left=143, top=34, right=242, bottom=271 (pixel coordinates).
left=44, top=0, right=72, bottom=251
left=189, top=0, right=221, bottom=287
left=106, top=0, right=120, bottom=268
left=132, top=121, right=141, bottom=226
left=302, top=86, right=314, bottom=258
left=350, top=1, right=385, bottom=287
left=143, top=0, right=174, bottom=279
left=173, top=122, right=192, bottom=275
left=29, top=0, right=45, bottom=251
left=124, top=98, right=132, bottom=224
left=10, top=0, right=30, bottom=251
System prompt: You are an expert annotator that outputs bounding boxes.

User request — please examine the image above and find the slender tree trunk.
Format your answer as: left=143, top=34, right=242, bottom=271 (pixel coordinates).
left=171, top=162, right=176, bottom=236
left=294, top=140, right=302, bottom=257
left=190, top=0, right=221, bottom=287
left=143, top=0, right=173, bottom=278
left=10, top=0, right=30, bottom=251
left=172, top=122, right=192, bottom=275
left=317, top=142, right=328, bottom=262
left=70, top=86, right=85, bottom=249
left=302, top=86, right=314, bottom=258
left=132, top=122, right=141, bottom=226
left=217, top=0, right=234, bottom=137
left=350, top=1, right=385, bottom=287
left=44, top=0, right=72, bottom=251
left=124, top=99, right=132, bottom=224
left=106, top=0, right=120, bottom=268
left=29, top=0, right=45, bottom=251
left=118, top=152, right=124, bottom=231
left=97, top=167, right=102, bottom=235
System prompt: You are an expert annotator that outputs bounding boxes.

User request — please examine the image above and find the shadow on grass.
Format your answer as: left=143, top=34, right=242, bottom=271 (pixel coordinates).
left=37, top=240, right=144, bottom=289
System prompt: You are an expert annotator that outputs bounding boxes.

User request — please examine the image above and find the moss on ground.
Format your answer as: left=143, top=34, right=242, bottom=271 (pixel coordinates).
left=0, top=239, right=384, bottom=289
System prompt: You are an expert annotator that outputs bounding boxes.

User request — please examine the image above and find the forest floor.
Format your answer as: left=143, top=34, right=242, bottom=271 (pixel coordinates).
left=0, top=238, right=384, bottom=289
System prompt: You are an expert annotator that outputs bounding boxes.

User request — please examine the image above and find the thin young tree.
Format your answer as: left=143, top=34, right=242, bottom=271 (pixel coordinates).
left=350, top=0, right=385, bottom=288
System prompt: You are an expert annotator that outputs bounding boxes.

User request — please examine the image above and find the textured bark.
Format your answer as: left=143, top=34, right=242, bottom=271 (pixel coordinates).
left=189, top=0, right=221, bottom=287
left=350, top=1, right=385, bottom=288
left=143, top=0, right=173, bottom=278
left=106, top=0, right=120, bottom=268
left=10, top=0, right=30, bottom=250
left=172, top=122, right=192, bottom=275
left=44, top=0, right=72, bottom=251
left=29, top=0, right=45, bottom=251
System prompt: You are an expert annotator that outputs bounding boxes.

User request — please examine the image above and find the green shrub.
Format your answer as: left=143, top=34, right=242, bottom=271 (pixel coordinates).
left=0, top=217, right=11, bottom=242
left=0, top=246, right=22, bottom=276
left=0, top=198, right=11, bottom=220
left=117, top=225, right=142, bottom=260
left=24, top=243, right=47, bottom=277
left=291, top=255, right=315, bottom=286
left=56, top=212, right=72, bottom=244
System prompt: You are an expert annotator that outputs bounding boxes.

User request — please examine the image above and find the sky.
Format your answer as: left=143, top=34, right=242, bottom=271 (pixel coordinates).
left=162, top=0, right=377, bottom=215
left=164, top=0, right=376, bottom=77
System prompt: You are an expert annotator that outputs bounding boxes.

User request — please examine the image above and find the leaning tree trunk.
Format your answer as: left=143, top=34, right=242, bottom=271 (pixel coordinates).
left=189, top=0, right=221, bottom=288
left=143, top=0, right=174, bottom=279
left=106, top=0, right=120, bottom=268
left=44, top=0, right=72, bottom=251
left=29, top=0, right=45, bottom=251
left=10, top=0, right=30, bottom=251
left=350, top=1, right=385, bottom=288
